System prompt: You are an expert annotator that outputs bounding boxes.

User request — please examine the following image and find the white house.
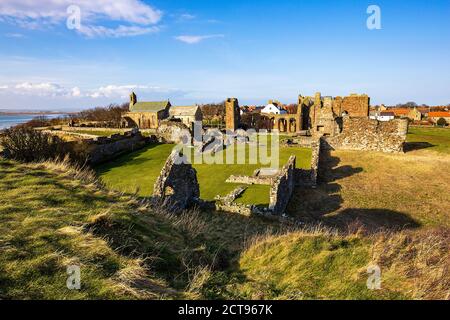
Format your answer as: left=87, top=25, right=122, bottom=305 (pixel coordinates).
left=261, top=103, right=287, bottom=115
left=370, top=111, right=395, bottom=122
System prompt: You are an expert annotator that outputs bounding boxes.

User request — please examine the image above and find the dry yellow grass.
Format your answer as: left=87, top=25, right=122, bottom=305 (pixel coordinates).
left=289, top=148, right=450, bottom=229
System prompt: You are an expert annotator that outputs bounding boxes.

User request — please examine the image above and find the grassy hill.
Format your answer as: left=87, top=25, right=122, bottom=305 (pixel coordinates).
left=0, top=158, right=280, bottom=299
left=0, top=127, right=449, bottom=299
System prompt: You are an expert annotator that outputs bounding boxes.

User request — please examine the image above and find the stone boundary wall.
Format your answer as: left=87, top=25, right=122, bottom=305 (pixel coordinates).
left=215, top=202, right=253, bottom=216
left=215, top=186, right=253, bottom=216
left=42, top=129, right=98, bottom=140
left=60, top=126, right=131, bottom=134
left=226, top=175, right=273, bottom=185
left=269, top=156, right=296, bottom=215
left=326, top=117, right=408, bottom=153
left=71, top=131, right=152, bottom=165
left=309, top=139, right=321, bottom=186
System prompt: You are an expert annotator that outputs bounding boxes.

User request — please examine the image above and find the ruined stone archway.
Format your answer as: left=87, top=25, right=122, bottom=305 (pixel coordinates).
left=289, top=118, right=297, bottom=133
left=278, top=118, right=288, bottom=132
left=269, top=117, right=275, bottom=131
left=121, top=116, right=139, bottom=128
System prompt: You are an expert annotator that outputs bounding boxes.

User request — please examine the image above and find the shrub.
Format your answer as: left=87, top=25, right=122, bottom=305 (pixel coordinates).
left=436, top=118, right=447, bottom=127
left=1, top=127, right=75, bottom=162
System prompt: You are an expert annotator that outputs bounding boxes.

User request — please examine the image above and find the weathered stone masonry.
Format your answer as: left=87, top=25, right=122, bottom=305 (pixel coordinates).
left=269, top=156, right=296, bottom=215
left=72, top=131, right=152, bottom=165
left=326, top=117, right=408, bottom=153
left=153, top=151, right=200, bottom=211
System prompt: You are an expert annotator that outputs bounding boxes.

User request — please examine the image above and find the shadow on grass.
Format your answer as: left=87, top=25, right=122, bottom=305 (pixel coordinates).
left=288, top=145, right=421, bottom=233
left=403, top=141, right=435, bottom=153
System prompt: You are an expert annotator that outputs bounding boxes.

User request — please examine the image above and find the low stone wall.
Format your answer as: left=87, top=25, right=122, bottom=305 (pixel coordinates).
left=153, top=151, right=200, bottom=211
left=269, top=156, right=296, bottom=215
left=80, top=131, right=151, bottom=165
left=215, top=186, right=253, bottom=216
left=326, top=117, right=408, bottom=153
left=226, top=175, right=273, bottom=185
left=309, top=139, right=321, bottom=186
left=215, top=202, right=253, bottom=216
left=282, top=136, right=313, bottom=148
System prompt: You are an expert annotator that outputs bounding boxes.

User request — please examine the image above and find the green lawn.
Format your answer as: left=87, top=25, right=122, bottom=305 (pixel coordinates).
left=97, top=141, right=311, bottom=206
left=407, top=127, right=450, bottom=154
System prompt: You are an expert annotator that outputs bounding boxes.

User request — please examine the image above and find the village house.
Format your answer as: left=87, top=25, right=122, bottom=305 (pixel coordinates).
left=390, top=108, right=410, bottom=119
left=370, top=111, right=395, bottom=122
left=261, top=100, right=287, bottom=115
left=428, top=111, right=450, bottom=125
left=407, top=107, right=423, bottom=122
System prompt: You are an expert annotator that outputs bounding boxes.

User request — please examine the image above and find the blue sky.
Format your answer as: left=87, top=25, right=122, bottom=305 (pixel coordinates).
left=0, top=0, right=449, bottom=111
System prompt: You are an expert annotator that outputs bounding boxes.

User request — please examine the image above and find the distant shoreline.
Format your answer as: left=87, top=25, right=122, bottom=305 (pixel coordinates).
left=0, top=111, right=76, bottom=116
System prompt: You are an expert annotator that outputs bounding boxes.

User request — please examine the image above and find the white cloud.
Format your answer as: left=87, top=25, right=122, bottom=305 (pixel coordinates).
left=0, top=82, right=186, bottom=101
left=0, top=0, right=162, bottom=37
left=71, top=87, right=81, bottom=97
left=0, top=82, right=81, bottom=97
left=175, top=34, right=224, bottom=44
left=88, top=84, right=181, bottom=99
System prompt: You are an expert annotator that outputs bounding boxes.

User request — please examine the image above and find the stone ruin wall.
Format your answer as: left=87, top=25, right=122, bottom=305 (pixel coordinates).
left=153, top=151, right=200, bottom=211
left=309, top=140, right=321, bottom=186
left=225, top=175, right=273, bottom=185
left=225, top=98, right=240, bottom=131
left=326, top=117, right=408, bottom=153
left=215, top=186, right=253, bottom=216
left=75, top=131, right=152, bottom=165
left=156, top=120, right=191, bottom=144
left=334, top=94, right=370, bottom=118
left=269, top=156, right=296, bottom=215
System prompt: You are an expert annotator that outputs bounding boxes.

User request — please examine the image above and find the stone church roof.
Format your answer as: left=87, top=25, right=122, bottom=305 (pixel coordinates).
left=130, top=101, right=171, bottom=113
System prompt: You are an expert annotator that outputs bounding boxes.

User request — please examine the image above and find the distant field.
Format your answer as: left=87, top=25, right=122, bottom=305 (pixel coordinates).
left=407, top=127, right=450, bottom=154
left=63, top=129, right=126, bottom=137
left=97, top=141, right=312, bottom=205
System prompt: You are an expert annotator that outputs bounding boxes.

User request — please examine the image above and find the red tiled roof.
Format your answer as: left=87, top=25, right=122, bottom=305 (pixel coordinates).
left=428, top=112, right=450, bottom=118
left=390, top=108, right=409, bottom=115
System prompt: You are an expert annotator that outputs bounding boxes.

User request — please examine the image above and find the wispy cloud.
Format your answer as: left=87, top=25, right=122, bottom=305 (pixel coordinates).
left=3, top=82, right=80, bottom=97
left=0, top=0, right=162, bottom=38
left=179, top=13, right=196, bottom=21
left=0, top=82, right=185, bottom=100
left=78, top=25, right=160, bottom=38
left=175, top=34, right=224, bottom=44
left=88, top=84, right=184, bottom=99
left=4, top=32, right=25, bottom=38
